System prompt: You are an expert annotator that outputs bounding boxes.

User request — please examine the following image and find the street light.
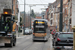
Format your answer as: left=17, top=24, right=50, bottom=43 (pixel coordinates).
left=41, top=8, right=47, bottom=19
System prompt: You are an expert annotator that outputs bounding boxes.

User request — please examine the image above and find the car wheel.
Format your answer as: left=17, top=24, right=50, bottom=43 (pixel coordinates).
left=33, top=40, right=36, bottom=42
left=52, top=43, right=54, bottom=46
left=13, top=39, right=16, bottom=46
left=55, top=42, right=58, bottom=46
left=5, top=43, right=8, bottom=47
left=9, top=41, right=13, bottom=47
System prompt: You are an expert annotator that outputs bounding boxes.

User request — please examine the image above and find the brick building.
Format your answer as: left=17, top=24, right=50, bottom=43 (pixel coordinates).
left=0, top=0, right=19, bottom=16
left=48, top=0, right=72, bottom=32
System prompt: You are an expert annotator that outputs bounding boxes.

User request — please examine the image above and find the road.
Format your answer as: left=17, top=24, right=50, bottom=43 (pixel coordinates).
left=0, top=34, right=53, bottom=50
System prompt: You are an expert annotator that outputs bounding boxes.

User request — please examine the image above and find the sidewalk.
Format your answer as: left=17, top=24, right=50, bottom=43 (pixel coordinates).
left=16, top=31, right=26, bottom=38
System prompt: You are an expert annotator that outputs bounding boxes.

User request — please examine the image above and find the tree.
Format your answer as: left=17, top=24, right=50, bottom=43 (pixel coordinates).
left=30, top=9, right=36, bottom=18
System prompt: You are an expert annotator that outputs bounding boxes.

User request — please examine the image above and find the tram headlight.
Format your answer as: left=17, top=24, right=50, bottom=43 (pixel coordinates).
left=36, top=22, right=38, bottom=23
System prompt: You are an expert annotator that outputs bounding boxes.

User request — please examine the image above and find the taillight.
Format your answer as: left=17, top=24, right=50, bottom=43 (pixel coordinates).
left=57, top=38, right=61, bottom=41
left=45, top=33, right=46, bottom=36
left=33, top=33, right=35, bottom=35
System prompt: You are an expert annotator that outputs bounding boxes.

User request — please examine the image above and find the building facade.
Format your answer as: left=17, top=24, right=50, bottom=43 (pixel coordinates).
left=48, top=0, right=72, bottom=32
left=0, top=0, right=19, bottom=16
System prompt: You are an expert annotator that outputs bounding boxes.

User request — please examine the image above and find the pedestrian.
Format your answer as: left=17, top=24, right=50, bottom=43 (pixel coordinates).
left=51, top=29, right=56, bottom=38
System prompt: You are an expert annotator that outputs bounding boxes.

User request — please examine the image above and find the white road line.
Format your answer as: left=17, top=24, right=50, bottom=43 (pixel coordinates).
left=17, top=36, right=26, bottom=39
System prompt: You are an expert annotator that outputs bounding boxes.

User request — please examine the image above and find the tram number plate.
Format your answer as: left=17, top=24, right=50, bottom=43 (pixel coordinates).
left=36, top=26, right=44, bottom=28
left=64, top=46, right=72, bottom=49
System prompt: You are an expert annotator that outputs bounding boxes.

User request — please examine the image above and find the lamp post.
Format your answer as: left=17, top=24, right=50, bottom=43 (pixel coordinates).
left=23, top=0, right=26, bottom=35
left=12, top=0, right=13, bottom=14
left=59, top=0, right=63, bottom=32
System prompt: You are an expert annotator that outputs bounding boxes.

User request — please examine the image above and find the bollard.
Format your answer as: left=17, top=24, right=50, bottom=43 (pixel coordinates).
left=72, top=26, right=75, bottom=50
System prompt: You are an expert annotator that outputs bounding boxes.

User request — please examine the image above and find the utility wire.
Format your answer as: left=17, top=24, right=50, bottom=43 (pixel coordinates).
left=41, top=0, right=49, bottom=3
left=32, top=0, right=40, bottom=3
left=18, top=0, right=24, bottom=4
left=40, top=0, right=43, bottom=4
left=21, top=0, right=24, bottom=3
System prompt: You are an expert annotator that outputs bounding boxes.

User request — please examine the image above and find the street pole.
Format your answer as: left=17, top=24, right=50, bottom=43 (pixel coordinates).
left=30, top=6, right=31, bottom=29
left=59, top=0, right=63, bottom=32
left=23, top=0, right=25, bottom=35
left=43, top=15, right=44, bottom=19
left=12, top=0, right=13, bottom=14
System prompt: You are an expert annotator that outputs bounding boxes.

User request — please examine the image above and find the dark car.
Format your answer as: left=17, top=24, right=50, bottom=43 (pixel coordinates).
left=54, top=32, right=73, bottom=46
left=53, top=32, right=73, bottom=50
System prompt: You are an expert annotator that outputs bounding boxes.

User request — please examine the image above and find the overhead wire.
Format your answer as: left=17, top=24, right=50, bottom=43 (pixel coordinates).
left=41, top=0, right=49, bottom=3
left=40, top=0, right=44, bottom=4
left=32, top=0, right=40, bottom=3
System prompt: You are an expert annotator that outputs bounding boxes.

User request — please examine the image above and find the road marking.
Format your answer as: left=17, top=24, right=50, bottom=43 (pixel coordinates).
left=17, top=36, right=26, bottom=39
left=26, top=37, right=31, bottom=39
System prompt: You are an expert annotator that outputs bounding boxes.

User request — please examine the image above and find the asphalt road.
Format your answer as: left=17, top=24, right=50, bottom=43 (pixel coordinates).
left=0, top=34, right=53, bottom=50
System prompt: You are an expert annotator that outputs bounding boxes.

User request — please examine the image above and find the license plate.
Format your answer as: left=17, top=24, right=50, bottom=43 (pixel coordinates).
left=64, top=46, right=72, bottom=49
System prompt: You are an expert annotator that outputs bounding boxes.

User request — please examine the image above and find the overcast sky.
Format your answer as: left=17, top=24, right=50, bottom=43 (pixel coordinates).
left=18, top=0, right=56, bottom=13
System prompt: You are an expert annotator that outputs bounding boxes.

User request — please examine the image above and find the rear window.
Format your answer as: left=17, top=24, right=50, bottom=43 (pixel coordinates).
left=59, top=34, right=73, bottom=38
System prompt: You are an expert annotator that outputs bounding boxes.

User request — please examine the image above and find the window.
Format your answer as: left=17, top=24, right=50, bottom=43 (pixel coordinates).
left=69, top=19, right=71, bottom=24
left=51, top=13, right=53, bottom=18
left=68, top=0, right=70, bottom=2
left=59, top=34, right=73, bottom=38
left=34, top=28, right=46, bottom=33
left=51, top=20, right=52, bottom=25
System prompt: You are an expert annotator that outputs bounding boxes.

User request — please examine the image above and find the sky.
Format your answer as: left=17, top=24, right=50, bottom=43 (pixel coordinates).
left=18, top=0, right=56, bottom=13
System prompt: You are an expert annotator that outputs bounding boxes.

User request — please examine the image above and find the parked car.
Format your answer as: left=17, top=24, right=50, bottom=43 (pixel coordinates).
left=29, top=29, right=32, bottom=34
left=53, top=32, right=73, bottom=50
left=25, top=28, right=29, bottom=30
left=25, top=29, right=31, bottom=35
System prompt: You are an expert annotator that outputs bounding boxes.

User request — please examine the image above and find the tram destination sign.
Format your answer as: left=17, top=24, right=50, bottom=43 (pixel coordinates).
left=35, top=25, right=44, bottom=28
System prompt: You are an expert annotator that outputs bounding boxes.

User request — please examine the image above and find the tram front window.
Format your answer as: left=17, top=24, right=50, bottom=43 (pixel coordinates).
left=34, top=28, right=46, bottom=33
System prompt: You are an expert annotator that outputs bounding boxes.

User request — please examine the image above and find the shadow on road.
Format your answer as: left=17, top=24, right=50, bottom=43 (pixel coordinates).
left=0, top=46, right=12, bottom=48
left=33, top=40, right=47, bottom=42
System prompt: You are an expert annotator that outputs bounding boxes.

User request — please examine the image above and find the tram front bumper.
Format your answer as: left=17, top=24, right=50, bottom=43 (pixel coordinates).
left=33, top=36, right=47, bottom=41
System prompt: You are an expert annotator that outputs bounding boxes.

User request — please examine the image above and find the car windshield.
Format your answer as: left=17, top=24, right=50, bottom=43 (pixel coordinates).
left=59, top=34, right=73, bottom=38
left=0, top=15, right=11, bottom=31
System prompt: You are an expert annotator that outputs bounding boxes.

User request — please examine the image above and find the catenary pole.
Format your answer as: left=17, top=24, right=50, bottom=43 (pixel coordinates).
left=12, top=0, right=13, bottom=14
left=30, top=6, right=31, bottom=29
left=23, top=0, right=26, bottom=35
left=59, top=0, right=63, bottom=32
